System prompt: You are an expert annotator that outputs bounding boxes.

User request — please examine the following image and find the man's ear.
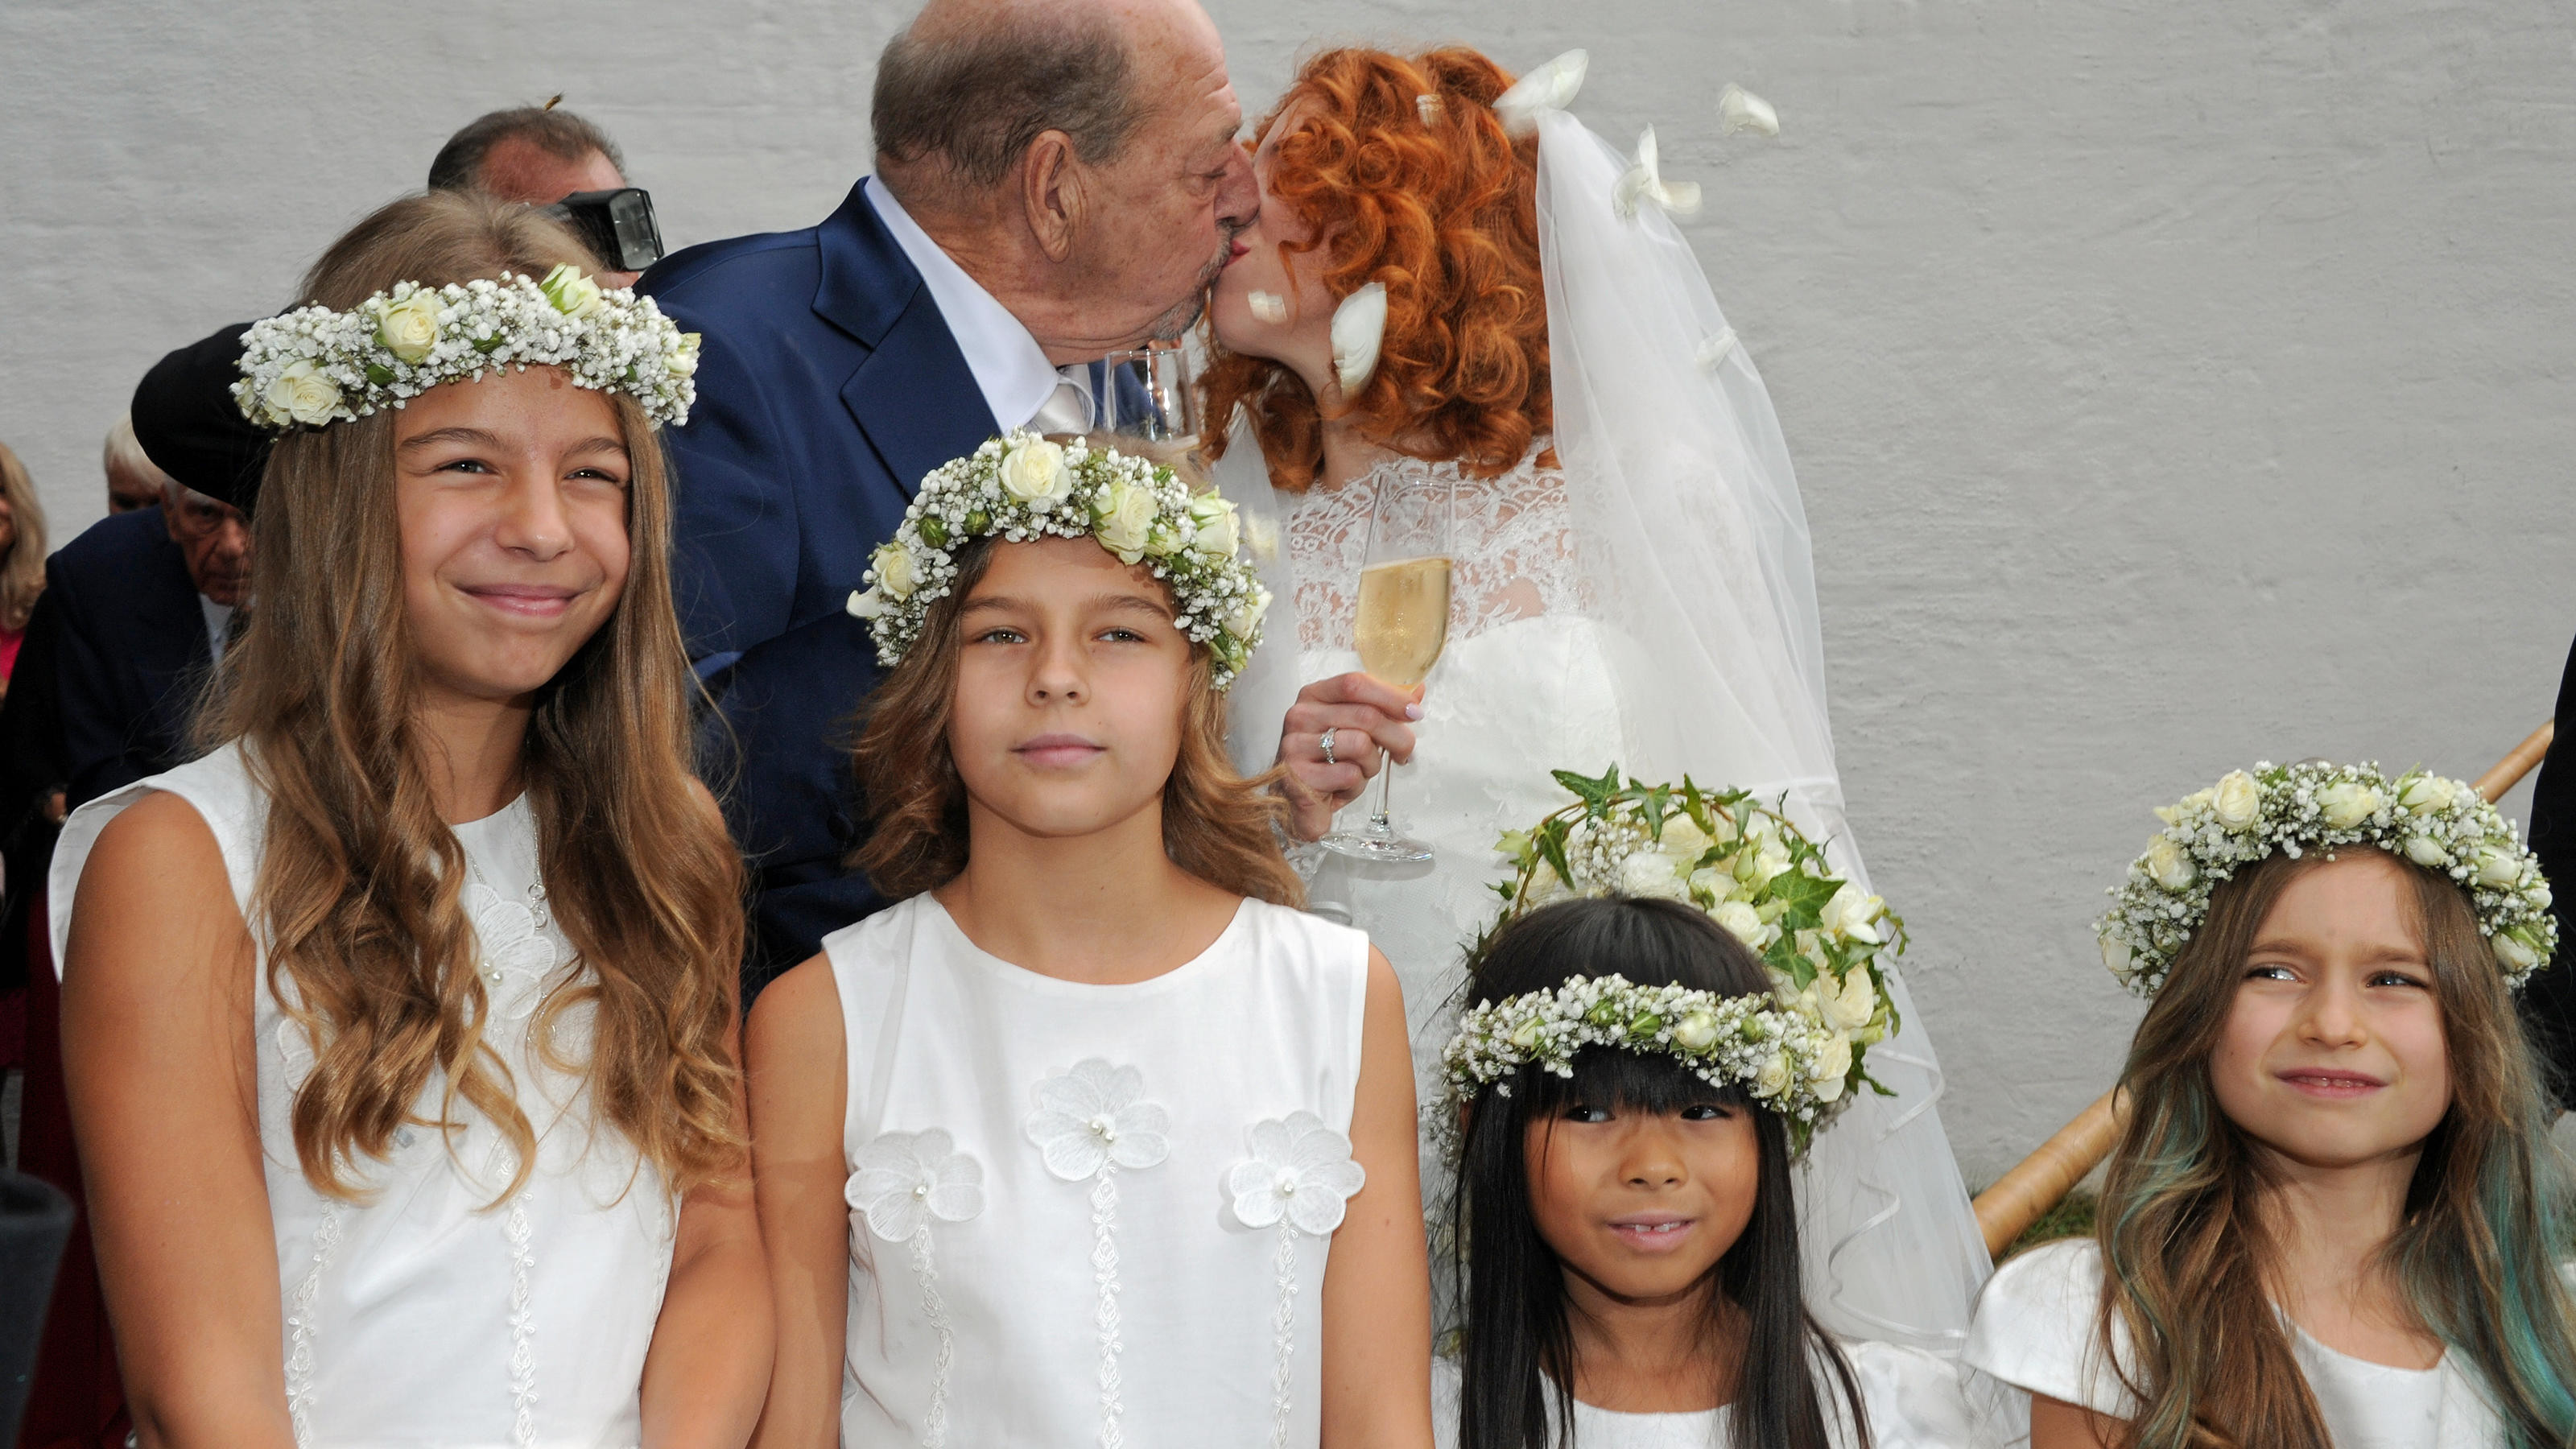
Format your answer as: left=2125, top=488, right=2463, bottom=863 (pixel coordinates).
left=1019, top=131, right=1086, bottom=264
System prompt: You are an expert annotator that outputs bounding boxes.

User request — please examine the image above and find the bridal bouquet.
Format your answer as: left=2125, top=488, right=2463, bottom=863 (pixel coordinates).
left=1485, top=766, right=1906, bottom=1109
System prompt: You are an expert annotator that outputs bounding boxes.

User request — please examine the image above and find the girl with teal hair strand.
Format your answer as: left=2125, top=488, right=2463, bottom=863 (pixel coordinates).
left=1966, top=762, right=2576, bottom=1447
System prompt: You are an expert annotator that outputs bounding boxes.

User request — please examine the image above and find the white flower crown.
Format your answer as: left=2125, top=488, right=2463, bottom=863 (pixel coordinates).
left=2098, top=759, right=2558, bottom=997
left=1435, top=766, right=1909, bottom=1154
left=844, top=430, right=1270, bottom=688
left=233, top=266, right=699, bottom=431
left=1443, top=974, right=1859, bottom=1146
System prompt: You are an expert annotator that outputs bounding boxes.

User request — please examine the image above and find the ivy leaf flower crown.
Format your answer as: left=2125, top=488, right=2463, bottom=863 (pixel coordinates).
left=233, top=266, right=700, bottom=431
left=844, top=430, right=1271, bottom=689
left=1438, top=766, right=1909, bottom=1155
left=2098, top=759, right=2558, bottom=997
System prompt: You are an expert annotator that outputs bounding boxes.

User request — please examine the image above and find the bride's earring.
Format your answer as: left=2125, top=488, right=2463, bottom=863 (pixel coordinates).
left=1331, top=283, right=1387, bottom=395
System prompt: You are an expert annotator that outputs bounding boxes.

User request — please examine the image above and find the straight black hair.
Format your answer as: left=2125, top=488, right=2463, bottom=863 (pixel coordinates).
left=1447, top=896, right=1868, bottom=1449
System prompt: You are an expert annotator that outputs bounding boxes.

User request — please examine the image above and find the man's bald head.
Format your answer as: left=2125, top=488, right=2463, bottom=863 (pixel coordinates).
left=873, top=0, right=1212, bottom=200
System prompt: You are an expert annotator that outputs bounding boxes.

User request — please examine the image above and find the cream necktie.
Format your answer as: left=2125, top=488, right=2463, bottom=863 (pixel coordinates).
left=1028, top=374, right=1094, bottom=435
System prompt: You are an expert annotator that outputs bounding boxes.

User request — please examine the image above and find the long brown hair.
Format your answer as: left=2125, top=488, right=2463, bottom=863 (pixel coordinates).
left=2097, top=847, right=2576, bottom=1447
left=1199, top=46, right=1552, bottom=493
left=213, top=191, right=746, bottom=1202
left=0, top=439, right=47, bottom=632
left=851, top=534, right=1302, bottom=908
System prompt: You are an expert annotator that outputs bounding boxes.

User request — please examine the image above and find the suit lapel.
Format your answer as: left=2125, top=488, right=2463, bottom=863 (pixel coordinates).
left=811, top=179, right=999, bottom=498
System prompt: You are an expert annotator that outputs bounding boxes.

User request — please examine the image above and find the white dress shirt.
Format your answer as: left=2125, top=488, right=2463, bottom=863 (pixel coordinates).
left=199, top=595, right=233, bottom=660
left=866, top=180, right=1096, bottom=432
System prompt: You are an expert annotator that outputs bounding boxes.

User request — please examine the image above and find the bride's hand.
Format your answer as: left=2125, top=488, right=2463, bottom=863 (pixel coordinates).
left=1274, top=673, right=1424, bottom=842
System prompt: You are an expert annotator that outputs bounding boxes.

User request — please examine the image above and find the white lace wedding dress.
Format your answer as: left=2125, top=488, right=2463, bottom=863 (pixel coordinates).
left=1226, top=438, right=1989, bottom=1351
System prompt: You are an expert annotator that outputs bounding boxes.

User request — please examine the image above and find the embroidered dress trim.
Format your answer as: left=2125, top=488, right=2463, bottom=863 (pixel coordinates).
left=283, top=1201, right=345, bottom=1449
left=1024, top=1060, right=1172, bottom=1449
left=849, top=1129, right=986, bottom=1448
left=1225, top=1113, right=1366, bottom=1449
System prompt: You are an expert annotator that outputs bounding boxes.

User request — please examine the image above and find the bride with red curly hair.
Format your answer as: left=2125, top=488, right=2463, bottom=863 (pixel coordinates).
left=1201, top=45, right=1993, bottom=1364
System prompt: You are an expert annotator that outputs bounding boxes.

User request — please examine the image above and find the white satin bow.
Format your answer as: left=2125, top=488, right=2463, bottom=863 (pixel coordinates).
left=1613, top=126, right=1702, bottom=219
left=1493, top=49, right=1587, bottom=136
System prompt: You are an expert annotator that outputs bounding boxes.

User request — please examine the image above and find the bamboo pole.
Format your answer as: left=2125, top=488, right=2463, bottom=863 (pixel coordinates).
left=1970, top=720, right=2557, bottom=1259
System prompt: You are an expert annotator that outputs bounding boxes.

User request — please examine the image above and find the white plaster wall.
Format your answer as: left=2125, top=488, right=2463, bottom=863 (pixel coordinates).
left=4, top=0, right=2570, bottom=1180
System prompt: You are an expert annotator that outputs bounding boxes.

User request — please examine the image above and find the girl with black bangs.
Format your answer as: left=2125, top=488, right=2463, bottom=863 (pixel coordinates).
left=1439, top=897, right=1974, bottom=1449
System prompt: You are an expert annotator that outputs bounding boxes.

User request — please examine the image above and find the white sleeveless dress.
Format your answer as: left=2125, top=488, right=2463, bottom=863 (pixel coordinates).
left=1431, top=1338, right=1980, bottom=1449
left=825, top=892, right=1371, bottom=1449
left=49, top=744, right=676, bottom=1449
left=1963, top=1240, right=2508, bottom=1447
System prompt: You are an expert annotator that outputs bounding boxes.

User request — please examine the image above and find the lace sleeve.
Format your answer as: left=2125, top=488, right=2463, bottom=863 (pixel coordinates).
left=1282, top=443, right=1589, bottom=654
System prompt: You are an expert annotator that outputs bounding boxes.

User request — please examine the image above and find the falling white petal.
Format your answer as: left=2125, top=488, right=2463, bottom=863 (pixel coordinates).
left=1718, top=83, right=1780, bottom=137
left=1415, top=93, right=1443, bottom=124
left=1331, top=282, right=1387, bottom=394
left=1493, top=49, right=1588, bottom=136
left=1612, top=126, right=1703, bottom=220
left=1248, top=291, right=1287, bottom=324
left=1695, top=328, right=1739, bottom=372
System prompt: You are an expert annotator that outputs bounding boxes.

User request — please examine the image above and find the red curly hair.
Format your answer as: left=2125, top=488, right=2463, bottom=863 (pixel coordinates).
left=1199, top=47, right=1551, bottom=493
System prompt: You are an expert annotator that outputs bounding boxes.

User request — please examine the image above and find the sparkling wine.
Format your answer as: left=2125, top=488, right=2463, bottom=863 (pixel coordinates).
left=1353, top=555, right=1453, bottom=687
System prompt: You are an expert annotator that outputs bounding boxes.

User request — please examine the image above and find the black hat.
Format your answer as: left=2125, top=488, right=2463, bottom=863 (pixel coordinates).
left=130, top=320, right=270, bottom=516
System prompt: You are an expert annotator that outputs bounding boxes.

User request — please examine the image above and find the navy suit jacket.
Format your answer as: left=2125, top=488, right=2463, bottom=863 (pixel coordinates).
left=48, top=509, right=217, bottom=811
left=643, top=179, right=1001, bottom=986
left=2521, top=631, right=2574, bottom=1106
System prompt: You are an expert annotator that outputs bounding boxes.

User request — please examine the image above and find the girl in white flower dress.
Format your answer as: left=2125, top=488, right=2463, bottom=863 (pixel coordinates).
left=747, top=434, right=1431, bottom=1447
left=52, top=192, right=768, bottom=1448
left=1435, top=895, right=1975, bottom=1449
left=1963, top=762, right=2576, bottom=1448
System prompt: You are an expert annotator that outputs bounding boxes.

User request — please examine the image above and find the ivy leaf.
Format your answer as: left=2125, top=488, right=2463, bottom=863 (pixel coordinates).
left=1638, top=785, right=1674, bottom=838
left=1552, top=764, right=1625, bottom=813
left=1768, top=869, right=1841, bottom=931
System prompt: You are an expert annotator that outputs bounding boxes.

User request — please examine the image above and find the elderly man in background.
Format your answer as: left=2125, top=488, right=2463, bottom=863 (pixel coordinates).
left=101, top=415, right=171, bottom=515
left=642, top=0, right=1258, bottom=988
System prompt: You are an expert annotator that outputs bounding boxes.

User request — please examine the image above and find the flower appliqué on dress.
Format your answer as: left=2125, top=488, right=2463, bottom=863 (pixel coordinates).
left=467, top=881, right=557, bottom=1022
left=849, top=1130, right=985, bottom=1449
left=1024, top=1060, right=1170, bottom=1449
left=1228, top=1113, right=1365, bottom=1449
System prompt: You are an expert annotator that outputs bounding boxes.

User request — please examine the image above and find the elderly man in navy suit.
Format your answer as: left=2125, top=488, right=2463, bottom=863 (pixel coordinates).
left=643, top=0, right=1259, bottom=986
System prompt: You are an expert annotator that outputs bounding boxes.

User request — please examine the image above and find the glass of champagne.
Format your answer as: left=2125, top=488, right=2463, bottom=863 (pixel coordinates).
left=1100, top=342, right=1199, bottom=444
left=1320, top=468, right=1453, bottom=865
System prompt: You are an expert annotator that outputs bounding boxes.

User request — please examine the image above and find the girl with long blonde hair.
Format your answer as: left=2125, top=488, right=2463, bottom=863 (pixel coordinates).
left=746, top=431, right=1433, bottom=1447
left=53, top=190, right=770, bottom=1447
left=1965, top=761, right=2576, bottom=1447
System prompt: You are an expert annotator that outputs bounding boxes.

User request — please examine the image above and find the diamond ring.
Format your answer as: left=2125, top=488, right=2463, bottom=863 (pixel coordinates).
left=1319, top=729, right=1339, bottom=766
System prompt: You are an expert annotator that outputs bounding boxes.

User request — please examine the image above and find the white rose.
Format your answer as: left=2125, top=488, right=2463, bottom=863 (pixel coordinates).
left=1752, top=1051, right=1792, bottom=1099
left=2398, top=774, right=2458, bottom=816
left=2534, top=883, right=2553, bottom=911
left=2474, top=846, right=2525, bottom=888
left=2494, top=930, right=2541, bottom=975
left=871, top=542, right=918, bottom=601
left=1095, top=479, right=1156, bottom=561
left=1223, top=588, right=1268, bottom=642
left=1706, top=807, right=1740, bottom=845
left=998, top=440, right=1075, bottom=509
left=264, top=359, right=342, bottom=427
left=2401, top=834, right=2451, bottom=869
left=1818, top=882, right=1885, bottom=945
left=1509, top=1018, right=1545, bottom=1051
left=537, top=263, right=604, bottom=319
left=2145, top=836, right=2196, bottom=892
left=2100, top=933, right=2132, bottom=976
left=1618, top=851, right=1690, bottom=901
left=1657, top=815, right=1714, bottom=865
left=2210, top=770, right=2261, bottom=831
left=2317, top=781, right=2384, bottom=830
left=373, top=291, right=443, bottom=364
left=844, top=586, right=886, bottom=620
left=1818, top=967, right=1876, bottom=1033
left=1671, top=1010, right=1719, bottom=1051
left=1708, top=899, right=1765, bottom=947
left=669, top=332, right=702, bottom=378
left=1810, top=1031, right=1853, bottom=1095
left=1187, top=493, right=1241, bottom=556
left=1736, top=841, right=1791, bottom=890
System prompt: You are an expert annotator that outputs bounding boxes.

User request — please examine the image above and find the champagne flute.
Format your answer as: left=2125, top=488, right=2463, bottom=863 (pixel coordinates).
left=1100, top=342, right=1199, bottom=444
left=1320, top=468, right=1454, bottom=865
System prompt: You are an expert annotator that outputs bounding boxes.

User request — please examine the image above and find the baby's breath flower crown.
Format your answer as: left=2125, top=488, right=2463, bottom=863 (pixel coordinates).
left=2098, top=759, right=2557, bottom=997
left=1442, top=766, right=1910, bottom=1151
left=844, top=430, right=1270, bottom=688
left=233, top=266, right=699, bottom=431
